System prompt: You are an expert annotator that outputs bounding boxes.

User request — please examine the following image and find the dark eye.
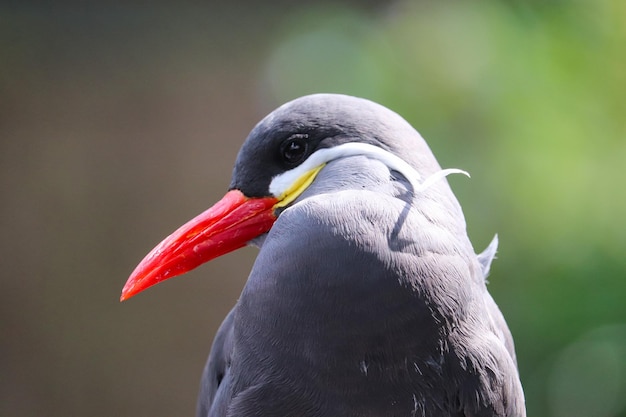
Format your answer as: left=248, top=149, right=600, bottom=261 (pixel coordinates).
left=280, top=134, right=308, bottom=165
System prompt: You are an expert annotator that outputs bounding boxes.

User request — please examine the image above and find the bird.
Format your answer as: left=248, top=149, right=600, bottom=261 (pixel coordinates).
left=121, top=94, right=526, bottom=417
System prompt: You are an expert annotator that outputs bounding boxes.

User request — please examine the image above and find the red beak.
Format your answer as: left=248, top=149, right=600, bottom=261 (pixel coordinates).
left=121, top=190, right=278, bottom=301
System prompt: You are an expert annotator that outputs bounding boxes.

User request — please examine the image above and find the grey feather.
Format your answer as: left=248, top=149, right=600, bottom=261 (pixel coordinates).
left=477, top=234, right=499, bottom=280
left=197, top=309, right=235, bottom=417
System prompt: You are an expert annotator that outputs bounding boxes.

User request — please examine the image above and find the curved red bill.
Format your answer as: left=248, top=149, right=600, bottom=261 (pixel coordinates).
left=121, top=190, right=278, bottom=301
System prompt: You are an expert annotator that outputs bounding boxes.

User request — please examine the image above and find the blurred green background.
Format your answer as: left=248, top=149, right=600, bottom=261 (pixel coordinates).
left=1, top=1, right=624, bottom=416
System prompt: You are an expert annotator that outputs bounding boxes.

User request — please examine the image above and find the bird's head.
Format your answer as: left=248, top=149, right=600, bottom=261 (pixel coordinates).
left=121, top=94, right=467, bottom=301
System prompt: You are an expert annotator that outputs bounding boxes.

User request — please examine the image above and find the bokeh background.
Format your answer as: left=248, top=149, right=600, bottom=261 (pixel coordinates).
left=2, top=1, right=625, bottom=416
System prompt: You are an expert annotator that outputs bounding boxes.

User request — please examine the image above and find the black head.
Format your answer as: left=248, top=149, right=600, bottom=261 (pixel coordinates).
left=229, top=94, right=441, bottom=198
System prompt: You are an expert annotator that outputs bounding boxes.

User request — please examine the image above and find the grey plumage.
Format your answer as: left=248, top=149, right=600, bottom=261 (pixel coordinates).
left=196, top=94, right=525, bottom=416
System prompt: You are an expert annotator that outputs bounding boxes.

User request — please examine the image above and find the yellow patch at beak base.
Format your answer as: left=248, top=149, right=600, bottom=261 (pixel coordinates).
left=274, top=164, right=325, bottom=209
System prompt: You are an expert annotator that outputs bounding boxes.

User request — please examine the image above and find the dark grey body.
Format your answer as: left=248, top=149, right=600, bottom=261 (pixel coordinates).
left=197, top=95, right=525, bottom=416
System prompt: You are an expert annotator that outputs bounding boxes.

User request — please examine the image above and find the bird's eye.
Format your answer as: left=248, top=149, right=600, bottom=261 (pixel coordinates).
left=280, top=134, right=308, bottom=165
